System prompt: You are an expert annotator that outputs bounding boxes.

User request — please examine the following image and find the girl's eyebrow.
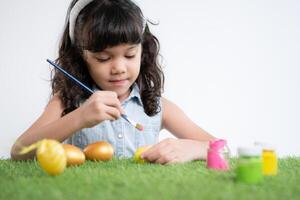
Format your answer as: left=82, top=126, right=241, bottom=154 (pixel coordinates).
left=126, top=45, right=138, bottom=50
left=101, top=45, right=138, bottom=53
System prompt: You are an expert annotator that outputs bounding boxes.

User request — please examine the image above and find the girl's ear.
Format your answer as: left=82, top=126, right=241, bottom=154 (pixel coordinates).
left=82, top=50, right=89, bottom=61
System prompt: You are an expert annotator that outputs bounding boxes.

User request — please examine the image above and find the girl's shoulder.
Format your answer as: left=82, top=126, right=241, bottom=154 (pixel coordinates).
left=43, top=94, right=64, bottom=118
left=47, top=94, right=64, bottom=109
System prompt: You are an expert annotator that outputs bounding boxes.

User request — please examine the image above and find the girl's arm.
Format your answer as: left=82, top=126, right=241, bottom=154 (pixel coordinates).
left=10, top=95, right=83, bottom=160
left=11, top=91, right=123, bottom=160
left=142, top=97, right=217, bottom=164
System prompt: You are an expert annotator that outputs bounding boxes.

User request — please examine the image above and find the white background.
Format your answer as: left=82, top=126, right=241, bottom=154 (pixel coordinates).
left=0, top=0, right=299, bottom=158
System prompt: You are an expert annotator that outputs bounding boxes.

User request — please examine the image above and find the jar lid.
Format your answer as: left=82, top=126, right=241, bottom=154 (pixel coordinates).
left=254, top=142, right=276, bottom=151
left=238, top=147, right=261, bottom=157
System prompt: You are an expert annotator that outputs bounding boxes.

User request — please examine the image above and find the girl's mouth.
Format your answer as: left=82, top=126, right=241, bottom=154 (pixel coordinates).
left=109, top=79, right=129, bottom=86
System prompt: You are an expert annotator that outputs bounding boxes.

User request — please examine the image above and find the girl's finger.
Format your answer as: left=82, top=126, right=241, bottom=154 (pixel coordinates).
left=141, top=144, right=162, bottom=161
left=99, top=96, right=124, bottom=114
left=101, top=113, right=116, bottom=121
left=103, top=106, right=122, bottom=120
left=154, top=157, right=167, bottom=164
left=156, top=151, right=176, bottom=164
left=166, top=158, right=180, bottom=165
left=142, top=141, right=167, bottom=157
left=144, top=145, right=173, bottom=163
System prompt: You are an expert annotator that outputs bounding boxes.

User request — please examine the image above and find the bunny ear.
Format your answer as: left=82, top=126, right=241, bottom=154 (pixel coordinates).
left=69, top=0, right=94, bottom=44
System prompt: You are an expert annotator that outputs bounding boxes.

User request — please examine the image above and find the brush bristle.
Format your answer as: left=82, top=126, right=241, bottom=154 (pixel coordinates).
left=136, top=124, right=144, bottom=131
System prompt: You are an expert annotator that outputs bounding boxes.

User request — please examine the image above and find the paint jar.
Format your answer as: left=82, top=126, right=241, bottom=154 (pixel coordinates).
left=255, top=142, right=278, bottom=176
left=236, top=147, right=263, bottom=184
left=207, top=139, right=230, bottom=171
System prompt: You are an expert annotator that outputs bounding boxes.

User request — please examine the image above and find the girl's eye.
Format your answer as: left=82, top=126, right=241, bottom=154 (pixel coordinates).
left=96, top=57, right=110, bottom=62
left=125, top=55, right=136, bottom=59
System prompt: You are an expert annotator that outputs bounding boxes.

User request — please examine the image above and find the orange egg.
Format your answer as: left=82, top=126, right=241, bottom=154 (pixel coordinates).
left=62, top=144, right=85, bottom=167
left=83, top=141, right=114, bottom=161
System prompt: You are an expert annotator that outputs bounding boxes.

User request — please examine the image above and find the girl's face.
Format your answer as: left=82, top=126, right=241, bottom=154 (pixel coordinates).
left=84, top=44, right=142, bottom=102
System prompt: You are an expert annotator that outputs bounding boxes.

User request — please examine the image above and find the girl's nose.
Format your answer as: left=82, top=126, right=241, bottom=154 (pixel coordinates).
left=111, top=58, right=127, bottom=74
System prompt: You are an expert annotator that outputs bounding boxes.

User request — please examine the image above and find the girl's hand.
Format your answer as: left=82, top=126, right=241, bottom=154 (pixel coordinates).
left=141, top=138, right=209, bottom=165
left=78, top=91, right=125, bottom=128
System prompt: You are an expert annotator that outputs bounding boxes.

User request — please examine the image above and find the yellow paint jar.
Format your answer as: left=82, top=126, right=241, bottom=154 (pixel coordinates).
left=262, top=149, right=278, bottom=176
left=255, top=142, right=278, bottom=176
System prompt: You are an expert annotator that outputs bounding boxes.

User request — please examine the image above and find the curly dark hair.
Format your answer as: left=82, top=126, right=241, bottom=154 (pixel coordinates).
left=51, top=0, right=164, bottom=117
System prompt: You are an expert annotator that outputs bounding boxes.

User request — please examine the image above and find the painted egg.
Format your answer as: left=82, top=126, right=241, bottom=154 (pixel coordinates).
left=36, top=139, right=67, bottom=176
left=83, top=141, right=114, bottom=161
left=19, top=139, right=67, bottom=176
left=62, top=144, right=85, bottom=166
left=134, top=145, right=152, bottom=164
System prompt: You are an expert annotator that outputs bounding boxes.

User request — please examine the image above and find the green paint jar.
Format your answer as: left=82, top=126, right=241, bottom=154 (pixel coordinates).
left=236, top=147, right=263, bottom=184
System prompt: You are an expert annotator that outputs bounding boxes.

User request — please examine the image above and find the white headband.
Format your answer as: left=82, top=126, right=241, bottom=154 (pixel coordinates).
left=69, top=0, right=147, bottom=44
left=69, top=0, right=94, bottom=43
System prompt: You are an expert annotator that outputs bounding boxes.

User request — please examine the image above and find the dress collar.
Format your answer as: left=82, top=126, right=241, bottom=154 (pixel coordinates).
left=92, top=83, right=143, bottom=106
left=122, top=83, right=143, bottom=106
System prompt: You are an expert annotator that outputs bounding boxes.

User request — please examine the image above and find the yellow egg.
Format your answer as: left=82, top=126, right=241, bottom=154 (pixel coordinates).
left=83, top=141, right=114, bottom=161
left=62, top=144, right=85, bottom=167
left=36, top=139, right=67, bottom=176
left=19, top=139, right=67, bottom=176
left=134, top=146, right=152, bottom=164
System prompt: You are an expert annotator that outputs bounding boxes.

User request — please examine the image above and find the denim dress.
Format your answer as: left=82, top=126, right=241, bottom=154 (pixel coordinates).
left=65, top=84, right=162, bottom=158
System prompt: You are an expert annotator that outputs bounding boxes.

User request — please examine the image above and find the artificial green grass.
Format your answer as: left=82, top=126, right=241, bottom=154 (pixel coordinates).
left=1, top=157, right=300, bottom=200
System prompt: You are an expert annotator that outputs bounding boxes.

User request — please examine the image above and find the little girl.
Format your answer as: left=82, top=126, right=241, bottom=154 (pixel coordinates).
left=11, top=0, right=216, bottom=164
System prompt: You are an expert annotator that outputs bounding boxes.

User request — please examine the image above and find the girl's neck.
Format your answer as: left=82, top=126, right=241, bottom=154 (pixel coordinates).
left=118, top=89, right=131, bottom=103
left=94, top=84, right=132, bottom=103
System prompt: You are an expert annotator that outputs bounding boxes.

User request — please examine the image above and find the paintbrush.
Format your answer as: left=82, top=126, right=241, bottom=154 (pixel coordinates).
left=46, top=59, right=144, bottom=131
